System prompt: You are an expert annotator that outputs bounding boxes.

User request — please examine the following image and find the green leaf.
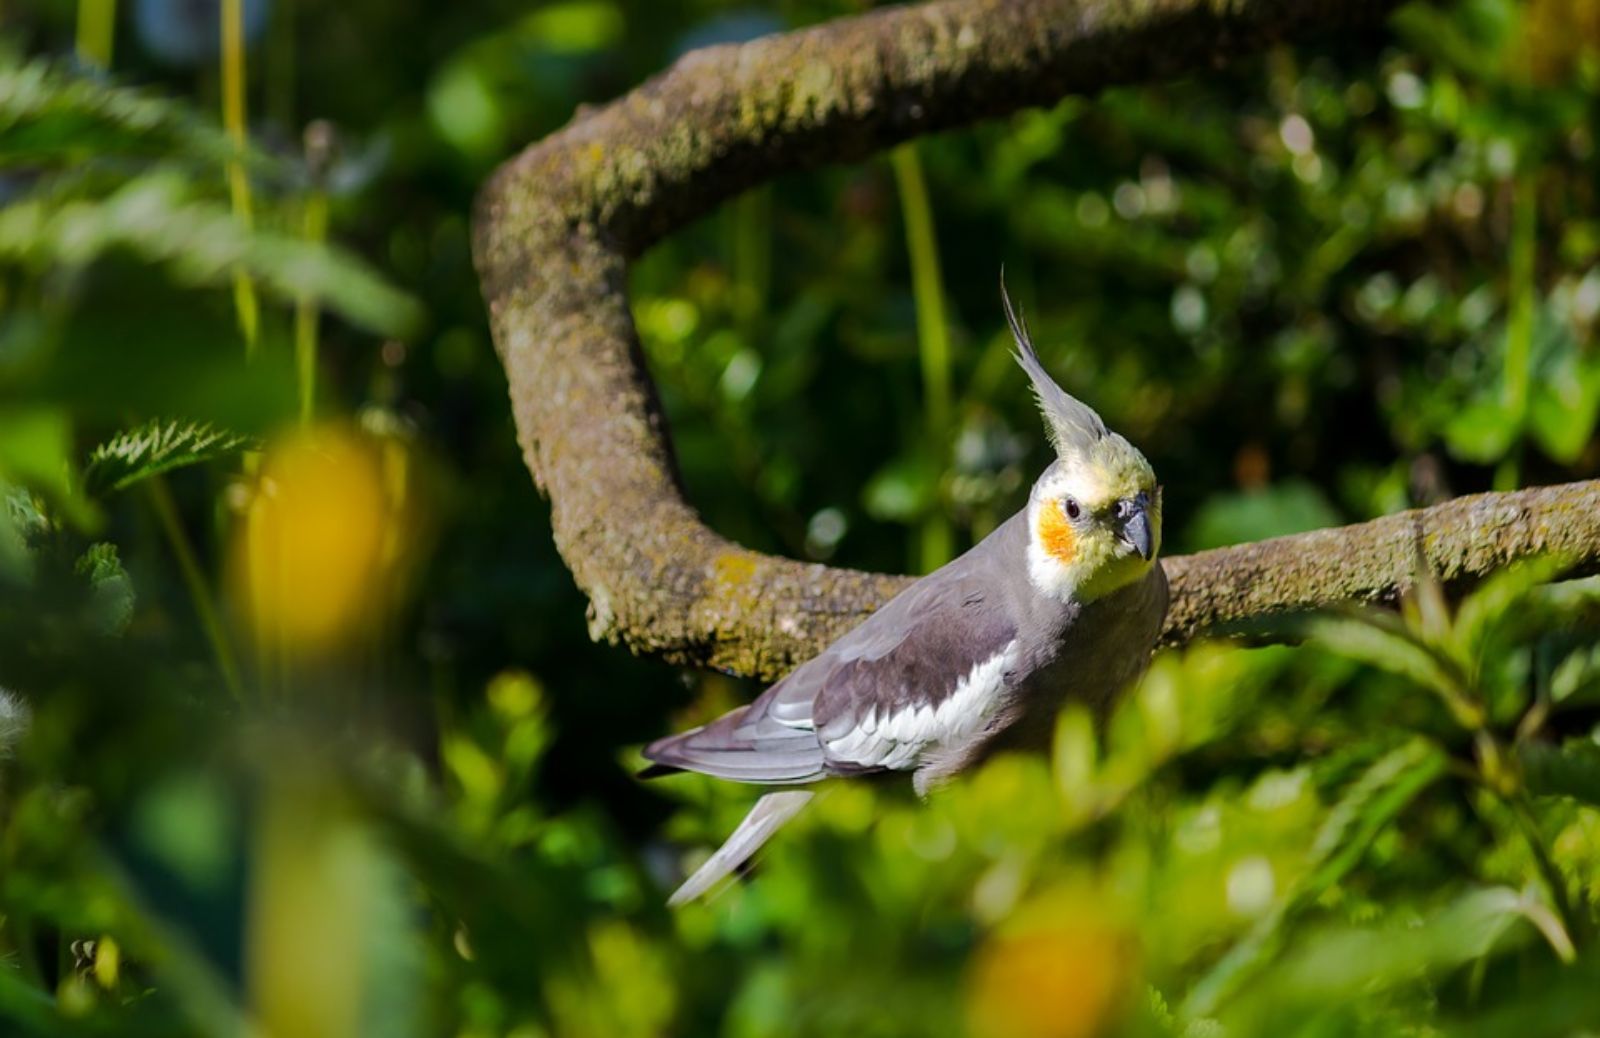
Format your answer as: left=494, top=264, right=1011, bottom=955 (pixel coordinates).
left=1295, top=610, right=1467, bottom=707
left=84, top=419, right=253, bottom=495
left=1520, top=740, right=1600, bottom=807
left=75, top=542, right=135, bottom=635
left=1236, top=886, right=1532, bottom=1016
left=1182, top=739, right=1446, bottom=1018
left=1442, top=396, right=1521, bottom=464
left=0, top=485, right=36, bottom=585
left=0, top=407, right=96, bottom=529
left=0, top=956, right=57, bottom=1031
left=1452, top=555, right=1567, bottom=665
left=1547, top=637, right=1600, bottom=708
left=1448, top=954, right=1600, bottom=1037
left=1528, top=352, right=1600, bottom=463
left=1051, top=704, right=1099, bottom=815
left=1525, top=298, right=1600, bottom=464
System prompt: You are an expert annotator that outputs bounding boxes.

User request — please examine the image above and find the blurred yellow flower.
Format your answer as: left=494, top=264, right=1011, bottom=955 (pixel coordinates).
left=230, top=424, right=411, bottom=658
left=966, top=886, right=1140, bottom=1038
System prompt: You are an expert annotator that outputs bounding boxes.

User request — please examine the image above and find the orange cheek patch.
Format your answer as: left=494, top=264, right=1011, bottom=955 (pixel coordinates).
left=1038, top=500, right=1078, bottom=564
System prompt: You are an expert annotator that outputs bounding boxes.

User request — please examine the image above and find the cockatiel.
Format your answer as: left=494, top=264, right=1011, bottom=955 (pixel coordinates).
left=644, top=283, right=1168, bottom=904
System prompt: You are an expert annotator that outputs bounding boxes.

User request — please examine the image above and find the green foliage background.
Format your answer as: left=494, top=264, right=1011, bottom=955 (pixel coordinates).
left=3, top=0, right=1600, bottom=1034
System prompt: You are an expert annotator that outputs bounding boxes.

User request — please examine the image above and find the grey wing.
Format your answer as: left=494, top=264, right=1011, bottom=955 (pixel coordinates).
left=809, top=574, right=1021, bottom=773
left=642, top=567, right=1018, bottom=784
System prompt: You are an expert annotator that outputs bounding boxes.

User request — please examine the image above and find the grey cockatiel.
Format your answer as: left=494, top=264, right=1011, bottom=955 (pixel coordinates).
left=644, top=283, right=1168, bottom=904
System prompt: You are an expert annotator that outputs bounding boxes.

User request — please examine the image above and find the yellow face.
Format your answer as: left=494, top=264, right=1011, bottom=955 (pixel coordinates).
left=1028, top=435, right=1161, bottom=602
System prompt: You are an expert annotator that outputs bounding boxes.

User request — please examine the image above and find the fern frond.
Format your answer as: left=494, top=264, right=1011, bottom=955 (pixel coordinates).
left=0, top=56, right=281, bottom=177
left=0, top=173, right=421, bottom=335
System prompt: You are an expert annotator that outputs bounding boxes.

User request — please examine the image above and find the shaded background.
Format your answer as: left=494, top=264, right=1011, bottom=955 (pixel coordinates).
left=3, top=0, right=1600, bottom=1035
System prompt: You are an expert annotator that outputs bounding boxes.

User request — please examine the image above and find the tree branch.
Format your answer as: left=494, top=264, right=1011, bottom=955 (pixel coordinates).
left=1159, top=481, right=1600, bottom=645
left=473, top=0, right=1599, bottom=683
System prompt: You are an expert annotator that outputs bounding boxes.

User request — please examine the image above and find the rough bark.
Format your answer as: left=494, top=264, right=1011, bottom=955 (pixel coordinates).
left=473, top=0, right=1600, bottom=684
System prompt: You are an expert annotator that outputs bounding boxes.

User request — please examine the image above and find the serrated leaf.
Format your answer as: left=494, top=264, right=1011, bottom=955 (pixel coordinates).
left=85, top=420, right=253, bottom=495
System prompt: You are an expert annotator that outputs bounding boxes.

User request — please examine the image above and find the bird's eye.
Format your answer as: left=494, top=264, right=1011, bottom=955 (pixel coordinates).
left=1063, top=497, right=1081, bottom=520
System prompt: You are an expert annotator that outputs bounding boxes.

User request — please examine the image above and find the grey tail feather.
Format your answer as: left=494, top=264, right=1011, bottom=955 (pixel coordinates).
left=667, top=790, right=814, bottom=906
left=642, top=712, right=826, bottom=786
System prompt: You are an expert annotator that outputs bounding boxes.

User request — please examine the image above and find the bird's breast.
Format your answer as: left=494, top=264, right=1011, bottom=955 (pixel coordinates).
left=998, top=567, right=1169, bottom=748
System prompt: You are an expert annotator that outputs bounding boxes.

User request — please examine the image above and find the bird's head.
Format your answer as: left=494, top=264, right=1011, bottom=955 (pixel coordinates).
left=1003, top=282, right=1162, bottom=603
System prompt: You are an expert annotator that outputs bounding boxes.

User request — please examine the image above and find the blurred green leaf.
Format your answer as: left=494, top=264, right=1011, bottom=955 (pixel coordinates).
left=1184, top=481, right=1340, bottom=551
left=1226, top=886, right=1536, bottom=1029
left=1521, top=740, right=1600, bottom=806
left=521, top=0, right=624, bottom=54
left=862, top=454, right=938, bottom=524
left=75, top=542, right=133, bottom=635
left=1443, top=396, right=1522, bottom=464
left=1184, top=739, right=1446, bottom=1017
left=1295, top=610, right=1467, bottom=709
left=0, top=406, right=95, bottom=529
left=1452, top=555, right=1568, bottom=664
left=1528, top=349, right=1600, bottom=464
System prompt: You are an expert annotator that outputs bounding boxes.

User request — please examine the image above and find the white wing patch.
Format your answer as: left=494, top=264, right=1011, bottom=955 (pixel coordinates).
left=823, top=640, right=1019, bottom=772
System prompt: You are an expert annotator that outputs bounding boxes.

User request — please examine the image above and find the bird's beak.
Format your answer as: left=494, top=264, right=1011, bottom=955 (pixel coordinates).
left=1119, top=503, right=1154, bottom=560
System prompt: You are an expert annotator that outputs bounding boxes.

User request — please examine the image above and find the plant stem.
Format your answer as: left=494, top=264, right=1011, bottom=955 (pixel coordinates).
left=1507, top=794, right=1580, bottom=950
left=295, top=191, right=328, bottom=425
left=267, top=0, right=297, bottom=130
left=74, top=0, right=116, bottom=69
left=890, top=142, right=954, bottom=573
left=1498, top=173, right=1536, bottom=491
left=222, top=0, right=260, bottom=355
left=147, top=476, right=244, bottom=702
left=241, top=453, right=281, bottom=701
left=732, top=185, right=770, bottom=336
left=9, top=913, right=42, bottom=988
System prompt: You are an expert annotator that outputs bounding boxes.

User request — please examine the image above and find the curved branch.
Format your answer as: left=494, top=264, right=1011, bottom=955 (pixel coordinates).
left=473, top=0, right=1597, bottom=683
